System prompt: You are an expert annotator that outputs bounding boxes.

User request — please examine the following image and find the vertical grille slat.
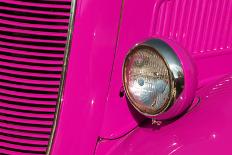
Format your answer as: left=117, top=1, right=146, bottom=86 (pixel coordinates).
left=0, top=0, right=74, bottom=154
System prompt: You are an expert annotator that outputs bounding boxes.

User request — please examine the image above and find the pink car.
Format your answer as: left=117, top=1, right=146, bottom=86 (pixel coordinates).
left=0, top=0, right=231, bottom=154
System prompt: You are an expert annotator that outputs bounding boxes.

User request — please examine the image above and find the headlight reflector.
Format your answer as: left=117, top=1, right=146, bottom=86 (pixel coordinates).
left=123, top=46, right=171, bottom=115
left=123, top=39, right=185, bottom=117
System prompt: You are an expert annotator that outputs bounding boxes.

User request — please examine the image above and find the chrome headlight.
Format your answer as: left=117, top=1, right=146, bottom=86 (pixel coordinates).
left=123, top=39, right=184, bottom=117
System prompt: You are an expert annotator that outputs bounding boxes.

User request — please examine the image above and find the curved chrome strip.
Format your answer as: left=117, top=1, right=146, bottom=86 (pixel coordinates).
left=144, top=39, right=184, bottom=100
left=46, top=0, right=77, bottom=154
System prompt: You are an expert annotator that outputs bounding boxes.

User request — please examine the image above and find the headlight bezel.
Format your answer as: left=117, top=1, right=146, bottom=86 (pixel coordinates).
left=123, top=39, right=184, bottom=117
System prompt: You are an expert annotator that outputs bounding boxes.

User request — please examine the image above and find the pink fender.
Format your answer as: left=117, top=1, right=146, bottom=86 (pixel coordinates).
left=1, top=0, right=231, bottom=154
left=100, top=0, right=232, bottom=140
left=51, top=0, right=123, bottom=154
left=97, top=0, right=232, bottom=154
left=96, top=74, right=232, bottom=155
left=25, top=0, right=231, bottom=154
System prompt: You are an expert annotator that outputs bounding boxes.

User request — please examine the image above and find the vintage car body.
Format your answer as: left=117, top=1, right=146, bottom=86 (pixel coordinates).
left=0, top=0, right=231, bottom=155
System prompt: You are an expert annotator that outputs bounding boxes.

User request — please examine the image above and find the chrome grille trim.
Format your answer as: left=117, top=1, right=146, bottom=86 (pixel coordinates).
left=47, top=0, right=77, bottom=154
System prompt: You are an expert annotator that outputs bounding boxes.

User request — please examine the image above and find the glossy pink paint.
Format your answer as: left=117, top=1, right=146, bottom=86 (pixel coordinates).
left=100, top=0, right=232, bottom=140
left=51, top=0, right=123, bottom=154
left=96, top=74, right=232, bottom=155
left=50, top=0, right=232, bottom=154
left=0, top=0, right=72, bottom=154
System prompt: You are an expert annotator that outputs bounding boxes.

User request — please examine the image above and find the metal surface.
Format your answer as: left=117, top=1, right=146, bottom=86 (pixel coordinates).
left=100, top=0, right=232, bottom=140
left=49, top=0, right=231, bottom=154
left=50, top=0, right=123, bottom=154
left=47, top=0, right=77, bottom=154
left=153, top=0, right=232, bottom=87
left=0, top=0, right=73, bottom=154
left=96, top=74, right=232, bottom=155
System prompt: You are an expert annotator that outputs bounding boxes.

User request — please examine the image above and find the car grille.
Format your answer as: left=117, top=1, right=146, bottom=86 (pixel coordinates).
left=0, top=0, right=74, bottom=154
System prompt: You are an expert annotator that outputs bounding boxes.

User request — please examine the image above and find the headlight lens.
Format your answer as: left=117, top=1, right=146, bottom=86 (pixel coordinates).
left=123, top=45, right=172, bottom=116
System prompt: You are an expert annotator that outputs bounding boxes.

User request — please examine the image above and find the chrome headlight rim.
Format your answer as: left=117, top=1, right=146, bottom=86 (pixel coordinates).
left=123, top=39, right=184, bottom=117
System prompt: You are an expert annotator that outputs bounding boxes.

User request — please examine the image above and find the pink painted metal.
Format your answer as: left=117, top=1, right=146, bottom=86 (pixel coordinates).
left=153, top=0, right=232, bottom=88
left=0, top=0, right=231, bottom=154
left=51, top=0, right=123, bottom=154
left=96, top=74, right=232, bottom=155
left=0, top=0, right=72, bottom=154
left=52, top=0, right=231, bottom=154
left=100, top=0, right=232, bottom=141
